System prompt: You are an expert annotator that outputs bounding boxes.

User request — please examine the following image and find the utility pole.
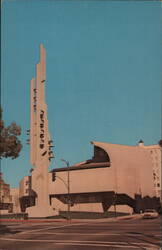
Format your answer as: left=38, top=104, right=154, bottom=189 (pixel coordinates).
left=113, top=192, right=117, bottom=218
left=61, top=159, right=70, bottom=220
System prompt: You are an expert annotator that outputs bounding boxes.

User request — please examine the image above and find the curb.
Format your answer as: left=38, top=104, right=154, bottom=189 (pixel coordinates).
left=0, top=214, right=142, bottom=223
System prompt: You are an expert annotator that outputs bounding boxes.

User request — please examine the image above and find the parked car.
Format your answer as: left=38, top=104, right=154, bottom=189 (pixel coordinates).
left=142, top=209, right=159, bottom=219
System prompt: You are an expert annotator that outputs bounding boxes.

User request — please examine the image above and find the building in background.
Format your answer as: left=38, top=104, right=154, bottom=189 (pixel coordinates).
left=0, top=173, right=13, bottom=214
left=19, top=176, right=35, bottom=212
left=0, top=173, right=21, bottom=214
left=138, top=140, right=161, bottom=201
left=10, top=188, right=21, bottom=214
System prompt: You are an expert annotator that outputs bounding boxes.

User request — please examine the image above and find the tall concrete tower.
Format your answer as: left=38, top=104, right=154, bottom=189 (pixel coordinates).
left=26, top=44, right=56, bottom=217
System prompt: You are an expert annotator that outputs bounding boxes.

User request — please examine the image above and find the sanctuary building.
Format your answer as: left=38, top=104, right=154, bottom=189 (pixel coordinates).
left=19, top=140, right=161, bottom=216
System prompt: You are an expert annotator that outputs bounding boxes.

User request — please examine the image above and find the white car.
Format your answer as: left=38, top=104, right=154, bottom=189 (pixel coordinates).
left=143, top=209, right=159, bottom=219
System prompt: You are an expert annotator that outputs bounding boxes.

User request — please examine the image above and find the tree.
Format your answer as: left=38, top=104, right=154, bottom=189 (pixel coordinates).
left=0, top=108, right=22, bottom=159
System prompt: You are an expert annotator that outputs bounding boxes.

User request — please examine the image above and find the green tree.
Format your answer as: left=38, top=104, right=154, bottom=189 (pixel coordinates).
left=0, top=108, right=22, bottom=159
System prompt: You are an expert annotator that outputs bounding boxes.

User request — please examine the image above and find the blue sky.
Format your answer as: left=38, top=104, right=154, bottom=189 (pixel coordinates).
left=1, top=0, right=161, bottom=187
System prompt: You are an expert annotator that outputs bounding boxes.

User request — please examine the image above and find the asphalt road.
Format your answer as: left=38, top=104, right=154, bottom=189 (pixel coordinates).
left=0, top=216, right=161, bottom=250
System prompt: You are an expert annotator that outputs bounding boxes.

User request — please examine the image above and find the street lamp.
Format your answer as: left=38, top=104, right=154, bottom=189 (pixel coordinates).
left=61, top=158, right=70, bottom=220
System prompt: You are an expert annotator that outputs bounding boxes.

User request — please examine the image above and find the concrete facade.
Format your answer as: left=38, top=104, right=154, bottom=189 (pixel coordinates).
left=0, top=173, right=20, bottom=214
left=10, top=188, right=21, bottom=213
left=0, top=173, right=12, bottom=213
left=19, top=140, right=161, bottom=216
left=48, top=141, right=159, bottom=214
left=25, top=44, right=55, bottom=217
left=138, top=141, right=161, bottom=200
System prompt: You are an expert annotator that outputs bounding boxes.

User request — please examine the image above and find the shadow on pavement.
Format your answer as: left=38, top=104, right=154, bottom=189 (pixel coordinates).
left=0, top=224, right=20, bottom=235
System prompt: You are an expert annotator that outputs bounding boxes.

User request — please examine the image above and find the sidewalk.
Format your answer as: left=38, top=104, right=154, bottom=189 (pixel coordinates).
left=0, top=214, right=142, bottom=223
left=67, top=214, right=143, bottom=223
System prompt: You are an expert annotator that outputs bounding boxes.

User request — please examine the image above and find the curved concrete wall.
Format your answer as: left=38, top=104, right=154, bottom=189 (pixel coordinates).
left=92, top=141, right=155, bottom=198
left=49, top=141, right=155, bottom=200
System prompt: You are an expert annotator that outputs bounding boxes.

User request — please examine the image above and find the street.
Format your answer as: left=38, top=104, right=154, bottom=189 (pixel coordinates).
left=0, top=216, right=161, bottom=250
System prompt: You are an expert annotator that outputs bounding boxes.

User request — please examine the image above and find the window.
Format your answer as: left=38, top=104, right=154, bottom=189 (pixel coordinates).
left=93, top=146, right=110, bottom=163
left=52, top=172, right=56, bottom=182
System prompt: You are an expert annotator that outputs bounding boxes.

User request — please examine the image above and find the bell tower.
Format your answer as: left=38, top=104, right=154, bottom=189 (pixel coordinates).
left=26, top=44, right=56, bottom=217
